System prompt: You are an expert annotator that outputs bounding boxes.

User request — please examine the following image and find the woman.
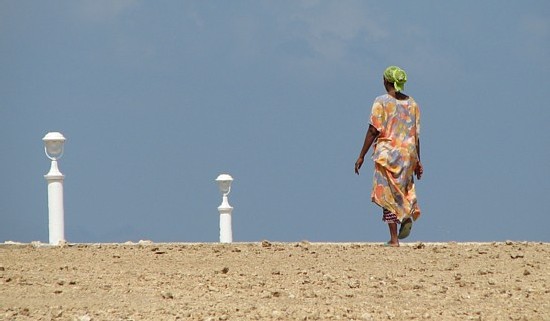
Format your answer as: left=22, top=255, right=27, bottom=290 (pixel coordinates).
left=355, top=66, right=423, bottom=247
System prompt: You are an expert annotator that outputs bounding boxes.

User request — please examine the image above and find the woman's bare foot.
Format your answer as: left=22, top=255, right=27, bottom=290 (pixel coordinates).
left=387, top=223, right=399, bottom=246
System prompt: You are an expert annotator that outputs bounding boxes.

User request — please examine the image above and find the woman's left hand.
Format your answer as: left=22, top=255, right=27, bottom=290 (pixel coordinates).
left=355, top=157, right=364, bottom=175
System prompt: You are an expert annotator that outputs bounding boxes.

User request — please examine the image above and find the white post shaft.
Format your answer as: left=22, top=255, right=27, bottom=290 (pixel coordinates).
left=218, top=194, right=233, bottom=243
left=45, top=160, right=65, bottom=245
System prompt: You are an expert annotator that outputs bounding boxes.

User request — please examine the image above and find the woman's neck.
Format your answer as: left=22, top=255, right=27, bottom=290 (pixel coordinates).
left=387, top=90, right=408, bottom=100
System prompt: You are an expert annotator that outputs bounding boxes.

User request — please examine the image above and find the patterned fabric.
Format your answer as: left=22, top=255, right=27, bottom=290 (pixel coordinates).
left=370, top=94, right=421, bottom=222
left=382, top=208, right=400, bottom=224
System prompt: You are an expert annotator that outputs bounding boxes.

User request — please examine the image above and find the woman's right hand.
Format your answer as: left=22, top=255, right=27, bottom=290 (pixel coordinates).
left=415, top=161, right=423, bottom=180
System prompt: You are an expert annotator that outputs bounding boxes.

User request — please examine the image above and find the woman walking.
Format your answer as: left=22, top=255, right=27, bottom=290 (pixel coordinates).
left=355, top=66, right=423, bottom=247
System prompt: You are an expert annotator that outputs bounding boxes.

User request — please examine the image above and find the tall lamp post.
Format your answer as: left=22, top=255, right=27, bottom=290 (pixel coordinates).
left=43, top=132, right=66, bottom=245
left=215, top=174, right=233, bottom=243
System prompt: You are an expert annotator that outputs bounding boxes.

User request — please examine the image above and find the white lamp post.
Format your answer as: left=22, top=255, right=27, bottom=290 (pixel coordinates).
left=43, top=132, right=66, bottom=245
left=215, top=174, right=233, bottom=243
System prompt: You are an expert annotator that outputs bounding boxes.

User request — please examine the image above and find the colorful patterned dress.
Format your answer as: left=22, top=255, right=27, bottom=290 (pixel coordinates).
left=369, top=94, right=421, bottom=222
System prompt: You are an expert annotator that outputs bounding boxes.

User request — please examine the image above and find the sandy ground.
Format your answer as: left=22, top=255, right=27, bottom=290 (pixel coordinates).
left=0, top=241, right=548, bottom=321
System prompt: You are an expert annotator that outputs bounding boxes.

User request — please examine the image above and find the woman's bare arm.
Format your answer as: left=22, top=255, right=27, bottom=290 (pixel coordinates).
left=354, top=125, right=379, bottom=175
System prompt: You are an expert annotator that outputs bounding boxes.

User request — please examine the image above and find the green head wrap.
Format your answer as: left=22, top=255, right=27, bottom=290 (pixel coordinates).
left=383, top=66, right=407, bottom=92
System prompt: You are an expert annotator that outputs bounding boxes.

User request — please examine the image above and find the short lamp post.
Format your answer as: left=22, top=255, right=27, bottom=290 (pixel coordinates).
left=43, top=132, right=66, bottom=245
left=215, top=174, right=233, bottom=243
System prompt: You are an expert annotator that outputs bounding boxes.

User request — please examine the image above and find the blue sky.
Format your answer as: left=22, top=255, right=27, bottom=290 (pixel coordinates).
left=1, top=1, right=549, bottom=243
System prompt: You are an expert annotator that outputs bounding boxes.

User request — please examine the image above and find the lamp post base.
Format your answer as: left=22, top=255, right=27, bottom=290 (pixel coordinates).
left=218, top=195, right=233, bottom=243
left=219, top=213, right=233, bottom=243
left=46, top=178, right=65, bottom=245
